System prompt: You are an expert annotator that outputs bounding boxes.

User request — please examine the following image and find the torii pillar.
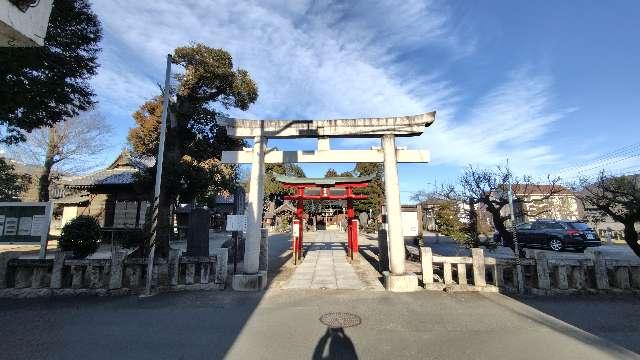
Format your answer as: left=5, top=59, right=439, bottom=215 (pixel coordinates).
left=221, top=112, right=435, bottom=292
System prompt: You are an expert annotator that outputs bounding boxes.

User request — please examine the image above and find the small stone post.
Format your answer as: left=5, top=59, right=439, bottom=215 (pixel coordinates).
left=555, top=266, right=569, bottom=290
left=443, top=263, right=453, bottom=284
left=614, top=267, right=631, bottom=289
left=378, top=228, right=389, bottom=273
left=71, top=265, right=83, bottom=289
left=457, top=263, right=467, bottom=285
left=535, top=252, right=550, bottom=290
left=168, top=249, right=180, bottom=286
left=592, top=249, right=609, bottom=290
left=51, top=251, right=69, bottom=289
left=109, top=248, right=127, bottom=290
left=259, top=228, right=269, bottom=272
left=420, top=247, right=433, bottom=285
left=471, top=248, right=486, bottom=287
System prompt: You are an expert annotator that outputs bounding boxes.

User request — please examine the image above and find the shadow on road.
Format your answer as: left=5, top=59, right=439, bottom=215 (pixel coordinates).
left=312, top=327, right=358, bottom=360
left=505, top=293, right=640, bottom=355
left=0, top=232, right=298, bottom=360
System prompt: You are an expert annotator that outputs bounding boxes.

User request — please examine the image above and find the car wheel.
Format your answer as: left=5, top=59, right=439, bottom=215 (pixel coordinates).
left=548, top=238, right=563, bottom=252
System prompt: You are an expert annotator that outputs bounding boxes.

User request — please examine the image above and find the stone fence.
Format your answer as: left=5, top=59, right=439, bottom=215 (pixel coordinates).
left=0, top=248, right=228, bottom=298
left=420, top=247, right=640, bottom=295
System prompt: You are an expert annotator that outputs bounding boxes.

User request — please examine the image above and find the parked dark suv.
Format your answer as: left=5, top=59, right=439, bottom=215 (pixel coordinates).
left=497, top=220, right=602, bottom=252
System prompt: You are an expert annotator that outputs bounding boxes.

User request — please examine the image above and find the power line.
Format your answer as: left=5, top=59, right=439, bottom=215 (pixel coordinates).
left=554, top=142, right=640, bottom=175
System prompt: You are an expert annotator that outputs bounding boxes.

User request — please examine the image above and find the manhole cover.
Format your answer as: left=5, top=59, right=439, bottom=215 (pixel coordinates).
left=319, top=312, right=362, bottom=328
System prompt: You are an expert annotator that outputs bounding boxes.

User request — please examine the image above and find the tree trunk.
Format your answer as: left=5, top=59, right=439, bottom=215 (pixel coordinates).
left=486, top=205, right=512, bottom=245
left=38, top=128, right=57, bottom=202
left=623, top=222, right=640, bottom=257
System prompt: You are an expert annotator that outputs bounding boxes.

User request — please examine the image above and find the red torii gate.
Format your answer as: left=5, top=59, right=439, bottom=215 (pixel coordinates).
left=275, top=174, right=373, bottom=264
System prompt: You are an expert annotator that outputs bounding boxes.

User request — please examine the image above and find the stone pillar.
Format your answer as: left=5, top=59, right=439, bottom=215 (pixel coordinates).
left=382, top=134, right=405, bottom=275
left=381, top=134, right=418, bottom=292
left=243, top=135, right=266, bottom=274
left=232, top=136, right=268, bottom=291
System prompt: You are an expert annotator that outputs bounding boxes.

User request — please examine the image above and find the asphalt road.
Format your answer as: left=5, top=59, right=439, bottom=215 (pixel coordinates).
left=1, top=232, right=638, bottom=360
left=0, top=289, right=638, bottom=360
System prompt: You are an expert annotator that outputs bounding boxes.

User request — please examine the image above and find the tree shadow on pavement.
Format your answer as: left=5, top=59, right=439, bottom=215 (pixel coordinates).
left=0, top=232, right=297, bottom=360
left=506, top=293, right=640, bottom=355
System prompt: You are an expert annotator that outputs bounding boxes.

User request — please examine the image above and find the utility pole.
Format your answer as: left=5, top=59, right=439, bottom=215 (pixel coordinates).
left=143, top=54, right=172, bottom=297
left=506, top=159, right=525, bottom=294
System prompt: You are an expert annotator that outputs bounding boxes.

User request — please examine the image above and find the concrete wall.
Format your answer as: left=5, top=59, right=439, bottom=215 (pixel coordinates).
left=0, top=0, right=53, bottom=46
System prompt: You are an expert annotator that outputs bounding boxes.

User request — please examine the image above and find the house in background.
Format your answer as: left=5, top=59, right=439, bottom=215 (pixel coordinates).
left=54, top=150, right=153, bottom=234
left=509, top=184, right=581, bottom=223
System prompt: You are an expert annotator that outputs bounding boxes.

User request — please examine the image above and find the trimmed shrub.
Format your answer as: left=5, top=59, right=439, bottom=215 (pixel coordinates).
left=60, top=215, right=101, bottom=258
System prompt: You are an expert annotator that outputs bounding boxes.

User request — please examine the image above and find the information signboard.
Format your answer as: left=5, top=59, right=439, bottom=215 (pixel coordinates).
left=226, top=214, right=247, bottom=232
left=0, top=202, right=52, bottom=258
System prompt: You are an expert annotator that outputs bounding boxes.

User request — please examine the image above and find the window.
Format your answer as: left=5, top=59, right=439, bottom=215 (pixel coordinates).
left=517, top=223, right=532, bottom=230
left=543, top=222, right=565, bottom=230
left=568, top=222, right=591, bottom=231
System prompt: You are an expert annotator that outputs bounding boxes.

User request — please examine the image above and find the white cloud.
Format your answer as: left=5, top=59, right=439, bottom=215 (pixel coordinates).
left=91, top=0, right=461, bottom=118
left=90, top=0, right=565, bottom=176
left=405, top=68, right=571, bottom=175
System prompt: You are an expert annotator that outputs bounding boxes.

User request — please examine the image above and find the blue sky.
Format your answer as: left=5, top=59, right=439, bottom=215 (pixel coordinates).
left=86, top=0, right=640, bottom=203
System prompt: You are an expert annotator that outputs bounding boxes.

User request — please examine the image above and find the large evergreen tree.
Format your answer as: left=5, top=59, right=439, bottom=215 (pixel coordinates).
left=128, top=44, right=258, bottom=256
left=353, top=163, right=385, bottom=217
left=0, top=158, right=31, bottom=201
left=0, top=0, right=102, bottom=143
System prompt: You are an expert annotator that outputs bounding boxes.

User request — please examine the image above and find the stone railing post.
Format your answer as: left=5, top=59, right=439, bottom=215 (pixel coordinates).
left=420, top=247, right=433, bottom=285
left=169, top=249, right=180, bottom=286
left=51, top=251, right=69, bottom=289
left=457, top=263, right=467, bottom=285
left=591, top=250, right=609, bottom=290
left=259, top=228, right=269, bottom=272
left=185, top=263, right=195, bottom=285
left=378, top=228, right=389, bottom=273
left=630, top=267, right=640, bottom=289
left=614, top=267, right=630, bottom=290
left=443, top=262, right=453, bottom=284
left=31, top=267, right=47, bottom=288
left=71, top=265, right=83, bottom=289
left=214, top=248, right=229, bottom=285
left=0, top=252, right=24, bottom=289
left=471, top=248, right=486, bottom=287
left=555, top=265, right=569, bottom=290
left=494, top=264, right=504, bottom=288
left=200, top=262, right=210, bottom=284
left=571, top=266, right=587, bottom=290
left=535, top=252, right=550, bottom=290
left=109, top=249, right=127, bottom=290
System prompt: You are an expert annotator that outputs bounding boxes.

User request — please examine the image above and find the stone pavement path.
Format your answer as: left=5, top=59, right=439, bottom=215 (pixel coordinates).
left=283, top=231, right=366, bottom=290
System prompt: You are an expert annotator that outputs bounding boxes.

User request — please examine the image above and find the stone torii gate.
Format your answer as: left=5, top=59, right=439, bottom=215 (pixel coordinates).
left=221, top=112, right=435, bottom=292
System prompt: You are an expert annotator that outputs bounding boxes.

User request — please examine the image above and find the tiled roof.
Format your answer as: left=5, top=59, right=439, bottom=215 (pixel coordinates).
left=63, top=169, right=139, bottom=188
left=62, top=150, right=154, bottom=188
left=511, top=184, right=572, bottom=195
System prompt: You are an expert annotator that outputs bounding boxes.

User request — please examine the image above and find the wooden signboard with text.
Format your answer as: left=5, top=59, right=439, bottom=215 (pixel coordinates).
left=0, top=202, right=52, bottom=258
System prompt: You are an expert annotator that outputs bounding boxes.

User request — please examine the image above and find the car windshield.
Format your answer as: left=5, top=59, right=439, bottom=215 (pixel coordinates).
left=516, top=223, right=532, bottom=230
left=568, top=222, right=591, bottom=231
